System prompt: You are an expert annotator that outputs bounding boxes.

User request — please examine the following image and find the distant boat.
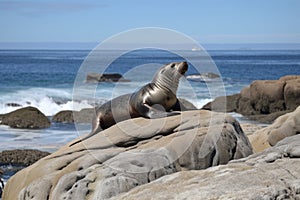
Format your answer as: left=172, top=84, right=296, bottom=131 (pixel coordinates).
left=191, top=47, right=201, bottom=51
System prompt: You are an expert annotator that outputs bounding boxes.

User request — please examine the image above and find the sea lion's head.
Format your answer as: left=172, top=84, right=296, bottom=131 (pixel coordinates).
left=159, top=61, right=188, bottom=76
left=152, top=61, right=188, bottom=93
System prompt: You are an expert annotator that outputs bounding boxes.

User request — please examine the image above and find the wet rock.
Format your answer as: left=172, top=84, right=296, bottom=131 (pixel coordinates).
left=202, top=94, right=240, bottom=112
left=5, top=103, right=22, bottom=107
left=0, top=107, right=50, bottom=129
left=73, top=108, right=95, bottom=123
left=0, top=149, right=50, bottom=166
left=3, top=110, right=253, bottom=200
left=0, top=149, right=50, bottom=198
left=86, top=73, right=130, bottom=83
left=52, top=108, right=94, bottom=124
left=52, top=110, right=74, bottom=123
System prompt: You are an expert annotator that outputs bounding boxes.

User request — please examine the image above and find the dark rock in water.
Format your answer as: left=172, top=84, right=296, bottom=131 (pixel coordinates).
left=3, top=110, right=253, bottom=199
left=73, top=108, right=94, bottom=123
left=52, top=110, right=74, bottom=123
left=5, top=103, right=22, bottom=107
left=0, top=149, right=50, bottom=198
left=0, top=149, right=50, bottom=166
left=86, top=73, right=130, bottom=83
left=52, top=108, right=94, bottom=124
left=0, top=106, right=51, bottom=129
left=202, top=94, right=240, bottom=112
left=203, top=75, right=300, bottom=123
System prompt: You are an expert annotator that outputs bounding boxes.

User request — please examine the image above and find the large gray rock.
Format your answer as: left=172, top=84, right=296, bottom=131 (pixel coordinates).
left=113, top=134, right=300, bottom=200
left=3, top=110, right=252, bottom=200
left=0, top=107, right=50, bottom=129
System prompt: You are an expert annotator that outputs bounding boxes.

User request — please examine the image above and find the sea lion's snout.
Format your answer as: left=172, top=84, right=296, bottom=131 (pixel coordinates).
left=178, top=61, right=188, bottom=75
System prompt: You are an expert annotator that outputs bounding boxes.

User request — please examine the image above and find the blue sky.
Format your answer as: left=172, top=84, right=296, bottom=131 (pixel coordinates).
left=0, top=0, right=299, bottom=44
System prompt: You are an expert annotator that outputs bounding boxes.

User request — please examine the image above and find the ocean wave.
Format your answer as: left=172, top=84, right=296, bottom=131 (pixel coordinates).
left=0, top=88, right=94, bottom=116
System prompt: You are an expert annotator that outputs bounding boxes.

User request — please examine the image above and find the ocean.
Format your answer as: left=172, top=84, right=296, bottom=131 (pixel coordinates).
left=0, top=49, right=300, bottom=153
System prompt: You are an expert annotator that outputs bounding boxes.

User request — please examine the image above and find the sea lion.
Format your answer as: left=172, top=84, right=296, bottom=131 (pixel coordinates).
left=70, top=61, right=188, bottom=146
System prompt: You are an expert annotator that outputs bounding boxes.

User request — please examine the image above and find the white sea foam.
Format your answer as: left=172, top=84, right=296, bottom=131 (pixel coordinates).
left=0, top=87, right=94, bottom=116
left=195, top=98, right=213, bottom=108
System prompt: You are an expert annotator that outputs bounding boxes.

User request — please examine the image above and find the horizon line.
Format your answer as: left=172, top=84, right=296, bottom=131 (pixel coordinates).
left=1, top=42, right=300, bottom=50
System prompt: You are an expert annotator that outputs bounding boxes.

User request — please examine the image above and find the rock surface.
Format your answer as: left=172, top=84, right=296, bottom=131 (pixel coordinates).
left=112, top=134, right=300, bottom=200
left=3, top=110, right=253, bottom=200
left=0, top=149, right=50, bottom=166
left=249, top=106, right=300, bottom=152
left=86, top=73, right=130, bottom=83
left=203, top=75, right=300, bottom=123
left=0, top=107, right=50, bottom=129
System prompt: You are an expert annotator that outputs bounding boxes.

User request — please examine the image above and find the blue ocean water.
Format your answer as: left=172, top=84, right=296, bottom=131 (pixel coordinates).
left=0, top=49, right=299, bottom=152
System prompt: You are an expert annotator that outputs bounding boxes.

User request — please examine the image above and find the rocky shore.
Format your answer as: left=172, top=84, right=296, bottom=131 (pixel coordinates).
left=1, top=75, right=300, bottom=199
left=203, top=75, right=300, bottom=123
left=2, top=105, right=300, bottom=199
left=3, top=110, right=254, bottom=199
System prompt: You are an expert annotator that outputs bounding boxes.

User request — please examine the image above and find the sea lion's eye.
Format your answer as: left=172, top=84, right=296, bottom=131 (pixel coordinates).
left=170, top=64, right=175, bottom=68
